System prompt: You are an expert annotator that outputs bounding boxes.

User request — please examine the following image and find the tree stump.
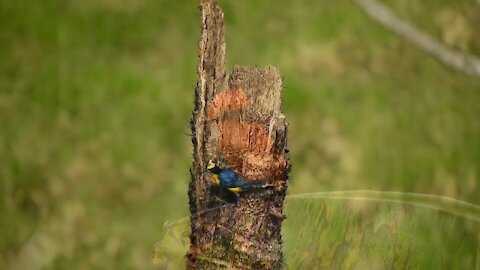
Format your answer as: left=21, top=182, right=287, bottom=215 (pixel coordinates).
left=187, top=0, right=290, bottom=269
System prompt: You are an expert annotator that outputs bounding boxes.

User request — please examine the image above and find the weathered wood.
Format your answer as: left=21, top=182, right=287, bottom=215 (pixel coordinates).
left=188, top=0, right=289, bottom=269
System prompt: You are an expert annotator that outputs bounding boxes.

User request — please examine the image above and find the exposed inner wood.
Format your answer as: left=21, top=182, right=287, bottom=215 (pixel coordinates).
left=207, top=88, right=251, bottom=120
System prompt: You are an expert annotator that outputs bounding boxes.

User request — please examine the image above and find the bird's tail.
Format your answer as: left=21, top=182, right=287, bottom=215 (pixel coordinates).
left=241, top=182, right=273, bottom=192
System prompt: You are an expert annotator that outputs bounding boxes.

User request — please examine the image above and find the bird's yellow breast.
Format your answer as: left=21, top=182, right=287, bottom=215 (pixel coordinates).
left=211, top=174, right=221, bottom=185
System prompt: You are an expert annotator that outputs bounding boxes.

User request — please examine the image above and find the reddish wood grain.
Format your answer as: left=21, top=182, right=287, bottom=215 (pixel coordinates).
left=207, top=88, right=251, bottom=120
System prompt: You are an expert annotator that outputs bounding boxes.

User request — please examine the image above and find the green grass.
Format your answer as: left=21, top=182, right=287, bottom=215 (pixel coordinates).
left=155, top=192, right=480, bottom=269
left=1, top=0, right=479, bottom=269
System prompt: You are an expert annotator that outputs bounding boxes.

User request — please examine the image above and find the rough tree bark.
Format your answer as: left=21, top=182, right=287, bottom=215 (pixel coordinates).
left=187, top=0, right=289, bottom=269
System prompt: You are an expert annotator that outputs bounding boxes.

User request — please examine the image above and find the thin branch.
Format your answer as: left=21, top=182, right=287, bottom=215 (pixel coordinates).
left=354, top=0, right=480, bottom=78
left=289, top=190, right=480, bottom=222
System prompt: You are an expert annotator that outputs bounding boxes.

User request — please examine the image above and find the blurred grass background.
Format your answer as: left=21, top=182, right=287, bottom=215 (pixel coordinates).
left=1, top=0, right=479, bottom=269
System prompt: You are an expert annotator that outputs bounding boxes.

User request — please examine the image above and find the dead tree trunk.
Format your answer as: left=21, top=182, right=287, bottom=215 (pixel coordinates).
left=187, top=0, right=289, bottom=269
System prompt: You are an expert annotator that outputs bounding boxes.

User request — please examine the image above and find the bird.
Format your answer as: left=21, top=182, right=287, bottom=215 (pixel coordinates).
left=206, top=160, right=269, bottom=193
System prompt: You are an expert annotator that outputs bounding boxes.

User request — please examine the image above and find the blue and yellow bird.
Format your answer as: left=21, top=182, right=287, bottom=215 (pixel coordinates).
left=207, top=160, right=267, bottom=193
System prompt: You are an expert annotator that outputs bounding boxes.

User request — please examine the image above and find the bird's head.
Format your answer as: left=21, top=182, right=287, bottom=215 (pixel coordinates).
left=206, top=159, right=222, bottom=174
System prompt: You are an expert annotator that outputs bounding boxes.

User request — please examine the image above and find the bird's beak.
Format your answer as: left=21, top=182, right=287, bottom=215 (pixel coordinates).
left=207, top=160, right=215, bottom=170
